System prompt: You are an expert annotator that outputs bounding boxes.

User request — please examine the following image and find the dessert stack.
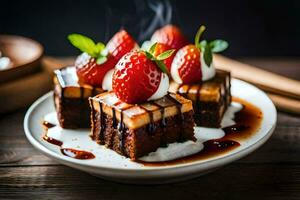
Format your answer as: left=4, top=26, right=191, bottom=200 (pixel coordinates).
left=53, top=24, right=230, bottom=160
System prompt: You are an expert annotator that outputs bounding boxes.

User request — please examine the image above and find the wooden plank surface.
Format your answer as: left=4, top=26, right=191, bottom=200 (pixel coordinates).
left=0, top=58, right=300, bottom=199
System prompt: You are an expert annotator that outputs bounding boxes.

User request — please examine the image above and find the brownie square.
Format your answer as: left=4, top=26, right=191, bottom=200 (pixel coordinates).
left=90, top=92, right=195, bottom=160
left=169, top=70, right=231, bottom=127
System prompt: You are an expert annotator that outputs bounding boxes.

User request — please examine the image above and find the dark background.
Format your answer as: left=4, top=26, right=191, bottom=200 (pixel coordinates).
left=1, top=0, right=299, bottom=57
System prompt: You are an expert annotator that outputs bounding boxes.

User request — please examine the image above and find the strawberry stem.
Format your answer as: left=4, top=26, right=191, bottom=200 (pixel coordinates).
left=195, top=25, right=206, bottom=48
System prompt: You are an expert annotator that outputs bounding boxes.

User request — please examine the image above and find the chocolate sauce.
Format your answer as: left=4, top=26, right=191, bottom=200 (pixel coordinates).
left=140, top=97, right=262, bottom=166
left=89, top=99, right=95, bottom=140
left=98, top=102, right=105, bottom=141
left=152, top=102, right=167, bottom=128
left=43, top=134, right=63, bottom=147
left=118, top=110, right=125, bottom=153
left=61, top=148, right=95, bottom=160
left=61, top=88, right=65, bottom=104
left=194, top=85, right=201, bottom=119
left=139, top=105, right=155, bottom=135
left=42, top=121, right=62, bottom=146
left=203, top=139, right=240, bottom=151
left=166, top=94, right=184, bottom=140
left=180, top=84, right=202, bottom=119
left=160, top=108, right=167, bottom=127
left=42, top=121, right=95, bottom=160
left=147, top=111, right=156, bottom=135
left=112, top=107, right=117, bottom=129
left=222, top=124, right=249, bottom=135
left=42, top=121, right=55, bottom=129
left=166, top=94, right=184, bottom=121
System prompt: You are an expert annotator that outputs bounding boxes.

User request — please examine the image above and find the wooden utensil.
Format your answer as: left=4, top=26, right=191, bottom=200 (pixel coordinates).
left=214, top=54, right=300, bottom=100
left=267, top=93, right=300, bottom=115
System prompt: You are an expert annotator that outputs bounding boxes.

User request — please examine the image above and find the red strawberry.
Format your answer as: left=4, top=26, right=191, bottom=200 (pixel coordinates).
left=68, top=34, right=117, bottom=87
left=171, top=25, right=228, bottom=84
left=151, top=25, right=188, bottom=50
left=106, top=30, right=137, bottom=61
left=75, top=53, right=117, bottom=86
left=171, top=45, right=202, bottom=84
left=152, top=43, right=174, bottom=71
left=112, top=51, right=162, bottom=103
left=112, top=43, right=175, bottom=104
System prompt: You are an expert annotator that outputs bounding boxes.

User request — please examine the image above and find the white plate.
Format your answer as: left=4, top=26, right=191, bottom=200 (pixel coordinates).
left=24, top=79, right=276, bottom=184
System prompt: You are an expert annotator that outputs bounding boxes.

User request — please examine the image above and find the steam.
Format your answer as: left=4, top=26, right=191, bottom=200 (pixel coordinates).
left=103, top=0, right=173, bottom=43
left=137, top=0, right=172, bottom=41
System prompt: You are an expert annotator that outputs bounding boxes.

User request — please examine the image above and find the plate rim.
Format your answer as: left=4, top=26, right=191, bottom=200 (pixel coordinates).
left=23, top=78, right=277, bottom=172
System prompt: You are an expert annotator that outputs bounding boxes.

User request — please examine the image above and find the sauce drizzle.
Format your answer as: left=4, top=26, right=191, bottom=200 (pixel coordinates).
left=61, top=148, right=95, bottom=160
left=42, top=121, right=95, bottom=160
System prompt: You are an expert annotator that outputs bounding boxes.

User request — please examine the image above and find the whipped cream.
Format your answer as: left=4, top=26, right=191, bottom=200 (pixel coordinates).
left=200, top=52, right=215, bottom=81
left=170, top=50, right=183, bottom=84
left=148, top=73, right=169, bottom=101
left=60, top=67, right=79, bottom=86
left=75, top=53, right=90, bottom=68
left=141, top=40, right=154, bottom=51
left=102, top=69, right=114, bottom=91
left=171, top=51, right=216, bottom=83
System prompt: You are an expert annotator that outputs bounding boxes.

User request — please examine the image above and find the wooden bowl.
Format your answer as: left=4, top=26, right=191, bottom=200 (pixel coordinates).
left=0, top=35, right=43, bottom=84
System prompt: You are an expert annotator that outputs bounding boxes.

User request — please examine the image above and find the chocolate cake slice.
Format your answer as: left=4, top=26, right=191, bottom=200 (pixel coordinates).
left=169, top=70, right=231, bottom=128
left=89, top=92, right=195, bottom=160
left=53, top=67, right=104, bottom=129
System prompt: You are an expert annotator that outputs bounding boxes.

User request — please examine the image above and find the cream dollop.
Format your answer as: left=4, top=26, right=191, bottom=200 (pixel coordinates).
left=170, top=49, right=184, bottom=84
left=141, top=40, right=154, bottom=51
left=148, top=73, right=169, bottom=101
left=200, top=53, right=215, bottom=81
left=171, top=51, right=216, bottom=83
left=102, top=69, right=114, bottom=91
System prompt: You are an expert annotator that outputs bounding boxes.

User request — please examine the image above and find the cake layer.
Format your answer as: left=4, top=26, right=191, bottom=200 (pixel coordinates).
left=90, top=92, right=193, bottom=130
left=169, top=70, right=231, bottom=127
left=90, top=92, right=195, bottom=160
left=53, top=66, right=104, bottom=128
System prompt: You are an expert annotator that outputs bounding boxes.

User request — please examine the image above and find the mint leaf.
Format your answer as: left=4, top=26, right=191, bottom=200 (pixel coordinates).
left=149, top=42, right=157, bottom=54
left=195, top=25, right=206, bottom=48
left=68, top=34, right=103, bottom=58
left=199, top=40, right=208, bottom=51
left=155, top=60, right=169, bottom=74
left=96, top=56, right=107, bottom=64
left=203, top=44, right=212, bottom=66
left=209, top=40, right=228, bottom=52
left=145, top=51, right=155, bottom=60
left=156, top=49, right=175, bottom=60
left=100, top=47, right=108, bottom=57
left=95, top=42, right=106, bottom=54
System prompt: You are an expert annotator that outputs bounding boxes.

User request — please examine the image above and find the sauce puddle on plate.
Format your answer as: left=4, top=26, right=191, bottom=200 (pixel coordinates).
left=61, top=148, right=95, bottom=160
left=41, top=97, right=262, bottom=165
left=138, top=97, right=263, bottom=166
left=41, top=121, right=95, bottom=160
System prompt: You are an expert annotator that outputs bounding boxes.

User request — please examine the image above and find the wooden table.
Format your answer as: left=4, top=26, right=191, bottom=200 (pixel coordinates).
left=1, top=58, right=300, bottom=200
